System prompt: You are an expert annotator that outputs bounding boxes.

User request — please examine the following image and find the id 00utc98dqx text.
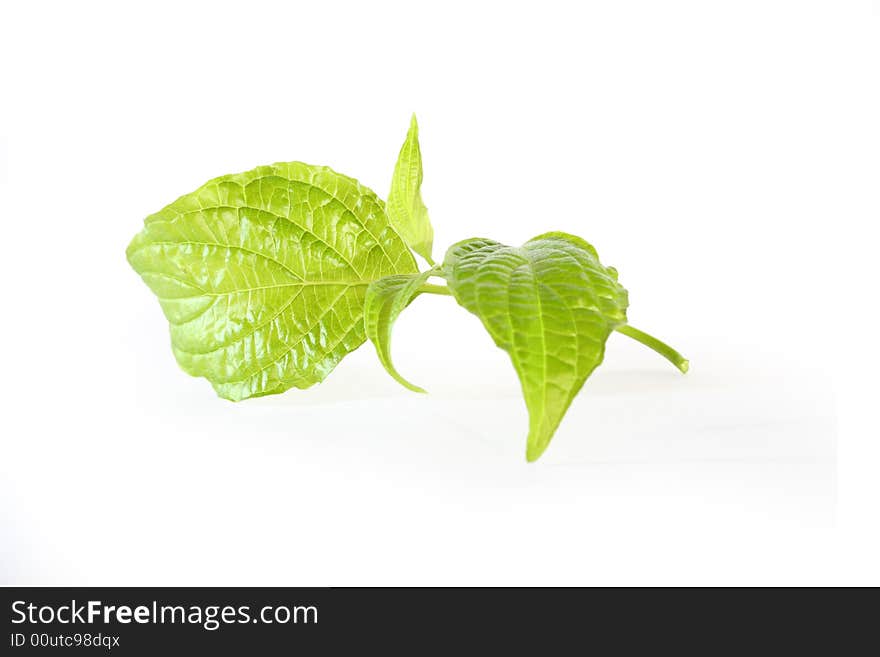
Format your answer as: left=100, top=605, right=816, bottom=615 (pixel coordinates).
left=11, top=632, right=120, bottom=650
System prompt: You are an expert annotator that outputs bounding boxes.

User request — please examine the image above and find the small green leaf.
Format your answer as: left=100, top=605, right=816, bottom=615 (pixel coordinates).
left=442, top=233, right=629, bottom=461
left=127, top=162, right=417, bottom=401
left=364, top=270, right=435, bottom=393
left=387, top=114, right=434, bottom=264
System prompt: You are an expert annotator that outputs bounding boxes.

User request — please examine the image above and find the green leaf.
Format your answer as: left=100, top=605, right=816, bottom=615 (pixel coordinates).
left=364, top=270, right=435, bottom=393
left=387, top=114, right=434, bottom=264
left=442, top=232, right=629, bottom=461
left=126, top=162, right=418, bottom=401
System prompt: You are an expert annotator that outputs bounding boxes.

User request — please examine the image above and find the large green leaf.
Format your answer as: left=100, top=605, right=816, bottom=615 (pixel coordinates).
left=442, top=232, right=629, bottom=461
left=127, top=162, right=417, bottom=401
left=387, top=114, right=434, bottom=264
left=364, top=270, right=435, bottom=393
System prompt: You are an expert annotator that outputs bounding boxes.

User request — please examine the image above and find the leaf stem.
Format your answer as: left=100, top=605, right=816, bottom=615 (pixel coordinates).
left=418, top=283, right=452, bottom=296
left=615, top=324, right=689, bottom=373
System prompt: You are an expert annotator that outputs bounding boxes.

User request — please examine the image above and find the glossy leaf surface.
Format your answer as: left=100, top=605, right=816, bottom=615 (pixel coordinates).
left=127, top=162, right=417, bottom=400
left=442, top=232, right=629, bottom=460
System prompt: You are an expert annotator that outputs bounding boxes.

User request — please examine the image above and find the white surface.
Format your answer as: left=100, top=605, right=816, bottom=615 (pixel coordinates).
left=0, top=1, right=876, bottom=585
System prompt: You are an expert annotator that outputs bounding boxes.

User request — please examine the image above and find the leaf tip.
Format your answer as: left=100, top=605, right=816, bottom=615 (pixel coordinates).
left=525, top=438, right=550, bottom=463
left=525, top=449, right=542, bottom=463
left=399, top=378, right=428, bottom=394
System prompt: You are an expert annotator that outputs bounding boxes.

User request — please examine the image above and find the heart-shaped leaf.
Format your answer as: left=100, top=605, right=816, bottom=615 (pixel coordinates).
left=442, top=232, right=629, bottom=460
left=127, top=162, right=417, bottom=401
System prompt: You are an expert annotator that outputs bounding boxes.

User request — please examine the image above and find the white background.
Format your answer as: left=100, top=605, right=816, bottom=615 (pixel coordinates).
left=1, top=1, right=877, bottom=585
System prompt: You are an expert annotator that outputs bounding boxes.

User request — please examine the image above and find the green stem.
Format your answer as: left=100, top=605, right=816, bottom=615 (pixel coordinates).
left=616, top=324, right=689, bottom=374
left=418, top=283, right=452, bottom=296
